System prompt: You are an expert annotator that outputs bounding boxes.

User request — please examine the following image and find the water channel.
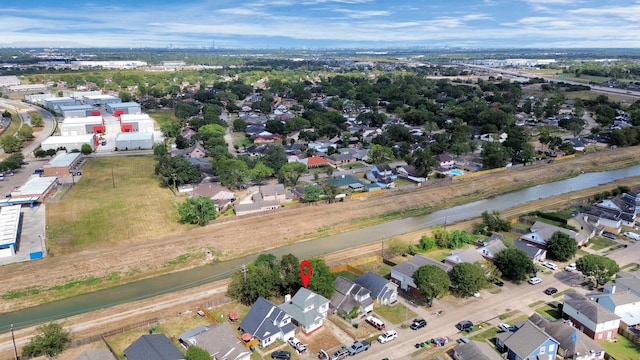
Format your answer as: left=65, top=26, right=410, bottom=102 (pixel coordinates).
left=2, top=164, right=640, bottom=332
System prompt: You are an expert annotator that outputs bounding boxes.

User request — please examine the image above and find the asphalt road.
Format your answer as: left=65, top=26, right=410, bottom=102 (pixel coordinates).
left=0, top=99, right=56, bottom=158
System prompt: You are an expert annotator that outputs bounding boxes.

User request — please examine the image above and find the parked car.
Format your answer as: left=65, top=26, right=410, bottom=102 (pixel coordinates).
left=493, top=280, right=505, bottom=287
left=4, top=171, right=14, bottom=176
left=565, top=263, right=576, bottom=272
left=544, top=287, right=558, bottom=295
left=288, top=337, right=307, bottom=353
left=602, top=232, right=618, bottom=240
left=348, top=340, right=370, bottom=355
left=457, top=336, right=470, bottom=344
left=542, top=262, right=558, bottom=270
left=498, top=323, right=513, bottom=332
left=528, top=277, right=542, bottom=285
left=456, top=320, right=474, bottom=331
left=410, top=319, right=427, bottom=330
left=329, top=349, right=349, bottom=360
left=271, top=350, right=291, bottom=360
left=623, top=232, right=640, bottom=241
left=377, top=329, right=398, bottom=343
left=365, top=316, right=385, bottom=330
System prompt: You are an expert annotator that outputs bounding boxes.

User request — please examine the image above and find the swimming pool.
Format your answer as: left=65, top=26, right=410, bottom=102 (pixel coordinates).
left=450, top=169, right=464, bottom=176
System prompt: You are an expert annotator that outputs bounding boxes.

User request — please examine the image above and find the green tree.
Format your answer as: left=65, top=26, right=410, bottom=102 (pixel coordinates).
left=280, top=254, right=302, bottom=295
left=80, top=143, right=93, bottom=155
left=233, top=118, right=247, bottom=132
left=546, top=232, right=577, bottom=261
left=178, top=197, right=217, bottom=226
left=481, top=141, right=510, bottom=169
left=153, top=143, right=168, bottom=157
left=307, top=258, right=336, bottom=299
left=279, top=161, right=307, bottom=186
left=17, top=124, right=33, bottom=140
left=481, top=211, right=511, bottom=232
left=493, top=247, right=535, bottom=281
left=367, top=143, right=394, bottom=164
left=262, top=145, right=288, bottom=173
left=22, top=322, right=71, bottom=358
left=186, top=346, right=212, bottom=360
left=228, top=262, right=277, bottom=305
left=250, top=161, right=274, bottom=184
left=216, top=158, right=249, bottom=188
left=451, top=262, right=487, bottom=297
left=303, top=184, right=322, bottom=202
left=412, top=265, right=450, bottom=305
left=255, top=253, right=281, bottom=288
left=418, top=235, right=436, bottom=251
left=155, top=156, right=202, bottom=190
left=0, top=135, right=22, bottom=153
left=576, top=254, right=620, bottom=285
left=30, top=112, right=44, bottom=127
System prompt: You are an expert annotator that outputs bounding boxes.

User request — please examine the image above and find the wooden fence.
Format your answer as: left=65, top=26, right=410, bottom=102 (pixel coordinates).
left=452, top=166, right=507, bottom=180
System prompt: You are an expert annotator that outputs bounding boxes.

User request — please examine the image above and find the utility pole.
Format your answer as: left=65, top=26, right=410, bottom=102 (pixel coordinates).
left=11, top=324, right=18, bottom=360
left=241, top=264, right=248, bottom=282
left=444, top=216, right=448, bottom=231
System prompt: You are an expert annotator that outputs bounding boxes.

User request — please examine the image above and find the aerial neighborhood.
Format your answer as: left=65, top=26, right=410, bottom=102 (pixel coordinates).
left=0, top=48, right=640, bottom=360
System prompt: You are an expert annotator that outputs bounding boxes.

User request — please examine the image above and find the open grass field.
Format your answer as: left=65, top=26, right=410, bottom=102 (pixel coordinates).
left=374, top=303, right=417, bottom=325
left=147, top=110, right=179, bottom=128
left=600, top=335, right=640, bottom=360
left=46, top=156, right=186, bottom=253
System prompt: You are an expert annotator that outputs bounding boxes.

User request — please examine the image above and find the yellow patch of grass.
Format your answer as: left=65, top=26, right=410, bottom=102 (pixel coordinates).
left=46, top=156, right=186, bottom=253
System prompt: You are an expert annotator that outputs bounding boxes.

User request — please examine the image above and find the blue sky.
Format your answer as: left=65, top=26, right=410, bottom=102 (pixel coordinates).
left=1, top=0, right=639, bottom=48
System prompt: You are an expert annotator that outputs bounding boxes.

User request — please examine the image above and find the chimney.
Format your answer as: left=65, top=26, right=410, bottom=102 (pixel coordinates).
left=284, top=294, right=292, bottom=303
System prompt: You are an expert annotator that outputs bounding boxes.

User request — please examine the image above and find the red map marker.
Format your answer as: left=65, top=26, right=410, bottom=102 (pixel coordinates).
left=300, top=260, right=312, bottom=288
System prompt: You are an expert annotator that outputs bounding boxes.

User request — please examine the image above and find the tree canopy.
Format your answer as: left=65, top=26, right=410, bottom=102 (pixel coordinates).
left=307, top=258, right=337, bottom=299
left=178, top=197, right=217, bottom=226
left=412, top=265, right=450, bottom=304
left=450, top=262, right=487, bottom=297
left=546, top=231, right=577, bottom=261
left=493, top=247, right=535, bottom=281
left=22, top=322, right=71, bottom=358
left=576, top=254, right=620, bottom=285
left=185, top=346, right=213, bottom=360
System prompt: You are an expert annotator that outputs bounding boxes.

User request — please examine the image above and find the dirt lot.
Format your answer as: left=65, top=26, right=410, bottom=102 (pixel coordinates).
left=1, top=146, right=640, bottom=314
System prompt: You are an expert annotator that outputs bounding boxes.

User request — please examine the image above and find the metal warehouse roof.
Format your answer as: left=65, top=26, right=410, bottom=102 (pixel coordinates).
left=47, top=152, right=81, bottom=168
left=59, top=105, right=94, bottom=111
left=119, top=114, right=153, bottom=122
left=83, top=94, right=119, bottom=100
left=109, top=102, right=141, bottom=108
left=0, top=205, right=21, bottom=247
left=16, top=177, right=57, bottom=196
left=116, top=132, right=154, bottom=141
left=41, top=134, right=95, bottom=146
left=61, top=116, right=103, bottom=124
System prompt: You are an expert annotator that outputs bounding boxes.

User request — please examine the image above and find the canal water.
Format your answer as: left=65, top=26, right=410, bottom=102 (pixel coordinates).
left=2, top=164, right=639, bottom=331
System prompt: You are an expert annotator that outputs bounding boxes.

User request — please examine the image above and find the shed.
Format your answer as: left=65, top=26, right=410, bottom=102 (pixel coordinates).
left=40, top=134, right=97, bottom=152
left=119, top=114, right=156, bottom=133
left=44, top=152, right=82, bottom=177
left=115, top=132, right=154, bottom=150
left=11, top=176, right=58, bottom=202
left=60, top=116, right=105, bottom=135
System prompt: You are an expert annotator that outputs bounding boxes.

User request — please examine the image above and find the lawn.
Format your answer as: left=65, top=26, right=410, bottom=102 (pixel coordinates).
left=356, top=261, right=391, bottom=278
left=589, top=236, right=617, bottom=250
left=470, top=327, right=499, bottom=342
left=334, top=270, right=358, bottom=280
left=535, top=304, right=562, bottom=320
left=147, top=110, right=179, bottom=128
left=528, top=300, right=545, bottom=308
left=374, top=303, right=417, bottom=325
left=46, top=156, right=186, bottom=253
left=600, top=335, right=640, bottom=360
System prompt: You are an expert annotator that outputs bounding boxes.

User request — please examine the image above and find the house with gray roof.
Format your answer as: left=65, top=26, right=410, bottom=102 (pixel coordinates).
left=179, top=323, right=250, bottom=360
left=477, top=236, right=506, bottom=261
left=514, top=240, right=547, bottom=262
left=521, top=221, right=589, bottom=248
left=390, top=255, right=451, bottom=297
left=528, top=313, right=605, bottom=360
left=443, top=246, right=486, bottom=267
left=603, top=270, right=640, bottom=297
left=278, top=288, right=330, bottom=334
left=453, top=340, right=503, bottom=360
left=562, top=292, right=620, bottom=340
left=330, top=277, right=373, bottom=315
left=354, top=272, right=398, bottom=305
left=124, top=334, right=184, bottom=360
left=239, top=297, right=296, bottom=347
left=589, top=285, right=640, bottom=327
left=496, top=320, right=559, bottom=360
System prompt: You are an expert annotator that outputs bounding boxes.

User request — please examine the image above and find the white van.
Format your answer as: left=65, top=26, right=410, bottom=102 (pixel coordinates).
left=623, top=232, right=640, bottom=241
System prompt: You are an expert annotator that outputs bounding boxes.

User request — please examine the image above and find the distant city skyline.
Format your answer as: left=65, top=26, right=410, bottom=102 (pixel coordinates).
left=1, top=0, right=639, bottom=49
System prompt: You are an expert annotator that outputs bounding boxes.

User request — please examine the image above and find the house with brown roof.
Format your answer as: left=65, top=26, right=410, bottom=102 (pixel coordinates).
left=304, top=155, right=329, bottom=169
left=192, top=182, right=235, bottom=212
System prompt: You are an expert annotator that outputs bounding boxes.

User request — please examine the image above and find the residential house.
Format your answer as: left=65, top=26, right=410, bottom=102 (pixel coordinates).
left=330, top=276, right=374, bottom=315
left=563, top=138, right=589, bottom=152
left=453, top=340, right=503, bottom=360
left=304, top=155, right=329, bottom=169
left=239, top=297, right=296, bottom=347
left=124, top=334, right=184, bottom=360
left=443, top=247, right=486, bottom=267
left=182, top=142, right=207, bottom=158
left=353, top=272, right=398, bottom=305
left=520, top=221, right=589, bottom=248
left=259, top=184, right=289, bottom=202
left=562, top=292, right=620, bottom=341
left=576, top=211, right=622, bottom=234
left=603, top=270, right=640, bottom=297
left=528, top=314, right=606, bottom=360
left=325, top=175, right=365, bottom=190
left=477, top=235, right=507, bottom=261
left=192, top=182, right=235, bottom=211
left=181, top=127, right=197, bottom=140
left=396, top=165, right=427, bottom=183
left=390, top=255, right=451, bottom=296
left=514, top=239, right=547, bottom=261
left=179, top=323, right=251, bottom=360
left=568, top=213, right=600, bottom=238
left=593, top=198, right=636, bottom=227
left=495, top=320, right=559, bottom=360
left=594, top=283, right=640, bottom=328
left=436, top=153, right=455, bottom=169
left=278, top=288, right=330, bottom=334
left=307, top=141, right=336, bottom=153
left=366, top=164, right=397, bottom=189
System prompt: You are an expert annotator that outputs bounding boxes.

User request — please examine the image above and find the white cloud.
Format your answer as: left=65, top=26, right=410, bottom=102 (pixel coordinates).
left=331, top=9, right=391, bottom=18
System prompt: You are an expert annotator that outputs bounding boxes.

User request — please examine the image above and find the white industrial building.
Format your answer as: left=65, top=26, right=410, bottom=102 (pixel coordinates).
left=0, top=205, right=21, bottom=258
left=115, top=132, right=154, bottom=150
left=64, top=90, right=102, bottom=99
left=0, top=75, right=21, bottom=87
left=43, top=97, right=79, bottom=111
left=7, top=84, right=47, bottom=92
left=11, top=176, right=58, bottom=202
left=119, top=114, right=155, bottom=133
left=40, top=134, right=96, bottom=152
left=106, top=102, right=142, bottom=115
left=24, top=93, right=56, bottom=104
left=83, top=94, right=121, bottom=106
left=60, top=116, right=105, bottom=136
left=59, top=105, right=96, bottom=118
